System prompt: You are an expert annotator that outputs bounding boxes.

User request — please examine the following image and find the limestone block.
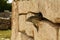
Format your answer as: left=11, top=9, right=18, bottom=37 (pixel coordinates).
left=19, top=15, right=26, bottom=31
left=17, top=0, right=39, bottom=13
left=25, top=22, right=35, bottom=37
left=11, top=1, right=19, bottom=40
left=58, top=28, right=60, bottom=40
left=17, top=13, right=35, bottom=40
left=39, top=0, right=60, bottom=23
left=35, top=21, right=57, bottom=40
left=16, top=32, right=33, bottom=40
left=19, top=13, right=36, bottom=37
left=25, top=13, right=36, bottom=37
left=12, top=0, right=39, bottom=40
left=16, top=32, right=22, bottom=40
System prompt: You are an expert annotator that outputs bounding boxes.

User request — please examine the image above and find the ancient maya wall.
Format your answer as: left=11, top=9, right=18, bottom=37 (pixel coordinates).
left=11, top=0, right=60, bottom=40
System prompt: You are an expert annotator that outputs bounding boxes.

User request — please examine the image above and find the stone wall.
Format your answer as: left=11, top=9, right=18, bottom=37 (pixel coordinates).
left=0, top=18, right=11, bottom=30
left=0, top=12, right=11, bottom=30
left=39, top=0, right=60, bottom=23
left=11, top=0, right=60, bottom=40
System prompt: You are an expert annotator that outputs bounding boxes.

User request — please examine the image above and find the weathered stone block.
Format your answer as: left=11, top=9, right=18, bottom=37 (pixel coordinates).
left=35, top=21, right=57, bottom=40
left=17, top=1, right=39, bottom=13
left=39, top=0, right=60, bottom=23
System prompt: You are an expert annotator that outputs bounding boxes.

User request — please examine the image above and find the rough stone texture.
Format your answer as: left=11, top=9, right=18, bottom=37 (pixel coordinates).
left=11, top=0, right=60, bottom=40
left=18, top=1, right=39, bottom=40
left=19, top=15, right=26, bottom=31
left=11, top=1, right=19, bottom=40
left=17, top=0, right=39, bottom=13
left=0, top=12, right=11, bottom=18
left=0, top=12, right=11, bottom=30
left=39, top=0, right=60, bottom=23
left=19, top=13, right=36, bottom=39
left=35, top=21, right=57, bottom=40
left=16, top=32, right=33, bottom=40
left=59, top=28, right=60, bottom=40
